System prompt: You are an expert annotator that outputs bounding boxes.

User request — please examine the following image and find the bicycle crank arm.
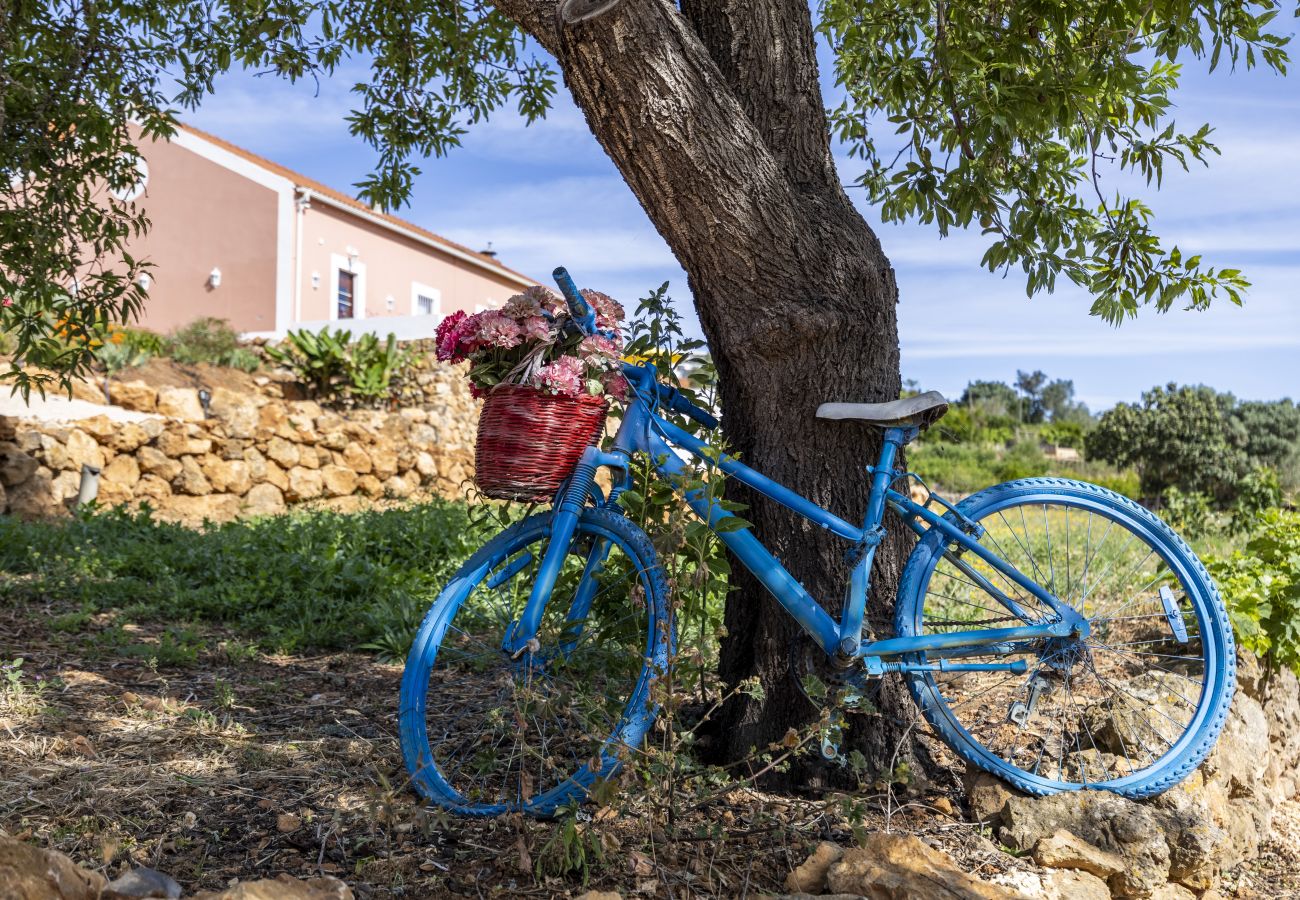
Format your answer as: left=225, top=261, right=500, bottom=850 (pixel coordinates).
left=862, top=658, right=1028, bottom=676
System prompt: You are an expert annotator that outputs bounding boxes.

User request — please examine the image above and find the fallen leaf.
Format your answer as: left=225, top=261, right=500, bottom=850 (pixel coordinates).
left=276, top=813, right=302, bottom=833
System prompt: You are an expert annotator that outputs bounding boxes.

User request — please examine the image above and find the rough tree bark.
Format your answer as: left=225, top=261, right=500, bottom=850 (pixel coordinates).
left=495, top=0, right=929, bottom=785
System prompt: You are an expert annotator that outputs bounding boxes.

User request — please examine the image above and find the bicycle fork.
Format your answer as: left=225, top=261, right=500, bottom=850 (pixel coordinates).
left=502, top=447, right=627, bottom=658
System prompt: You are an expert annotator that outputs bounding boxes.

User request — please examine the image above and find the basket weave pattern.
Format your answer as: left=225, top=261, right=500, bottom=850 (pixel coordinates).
left=474, top=384, right=608, bottom=502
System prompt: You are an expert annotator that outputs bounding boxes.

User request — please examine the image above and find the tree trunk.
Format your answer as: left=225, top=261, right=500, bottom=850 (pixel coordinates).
left=495, top=0, right=930, bottom=784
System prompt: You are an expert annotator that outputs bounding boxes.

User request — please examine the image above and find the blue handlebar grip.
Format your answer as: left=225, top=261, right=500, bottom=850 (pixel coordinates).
left=552, top=266, right=597, bottom=331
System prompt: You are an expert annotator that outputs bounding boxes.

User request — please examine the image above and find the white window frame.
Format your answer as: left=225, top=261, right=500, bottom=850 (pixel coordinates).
left=411, top=281, right=442, bottom=317
left=328, top=253, right=366, bottom=321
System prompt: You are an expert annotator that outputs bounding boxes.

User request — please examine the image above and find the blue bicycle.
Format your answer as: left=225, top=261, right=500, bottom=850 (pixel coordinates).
left=399, top=268, right=1235, bottom=816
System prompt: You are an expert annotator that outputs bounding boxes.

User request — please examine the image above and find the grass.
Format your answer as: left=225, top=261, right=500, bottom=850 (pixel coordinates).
left=0, top=500, right=487, bottom=656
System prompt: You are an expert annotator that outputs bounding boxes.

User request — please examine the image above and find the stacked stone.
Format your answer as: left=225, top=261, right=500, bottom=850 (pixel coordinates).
left=0, top=365, right=480, bottom=526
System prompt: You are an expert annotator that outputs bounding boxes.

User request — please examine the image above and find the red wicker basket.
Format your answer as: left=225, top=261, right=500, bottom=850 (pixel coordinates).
left=474, top=383, right=609, bottom=502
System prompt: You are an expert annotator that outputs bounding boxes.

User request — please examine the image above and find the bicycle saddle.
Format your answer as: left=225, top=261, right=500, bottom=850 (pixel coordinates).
left=816, top=391, right=949, bottom=428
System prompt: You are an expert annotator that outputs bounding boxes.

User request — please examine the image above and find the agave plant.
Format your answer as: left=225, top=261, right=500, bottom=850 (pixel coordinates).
left=265, top=327, right=352, bottom=398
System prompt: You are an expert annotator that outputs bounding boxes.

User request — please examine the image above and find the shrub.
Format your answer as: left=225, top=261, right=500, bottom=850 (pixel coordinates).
left=993, top=441, right=1050, bottom=482
left=166, top=317, right=259, bottom=371
left=1208, top=508, right=1300, bottom=678
left=907, top=443, right=999, bottom=494
left=266, top=327, right=412, bottom=407
left=1040, top=419, right=1087, bottom=449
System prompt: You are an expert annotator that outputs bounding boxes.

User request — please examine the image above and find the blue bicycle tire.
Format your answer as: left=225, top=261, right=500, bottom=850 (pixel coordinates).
left=399, top=507, right=672, bottom=816
left=895, top=477, right=1235, bottom=798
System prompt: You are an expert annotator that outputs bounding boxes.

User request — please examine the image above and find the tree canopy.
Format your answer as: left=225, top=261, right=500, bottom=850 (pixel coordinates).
left=1, top=0, right=1293, bottom=395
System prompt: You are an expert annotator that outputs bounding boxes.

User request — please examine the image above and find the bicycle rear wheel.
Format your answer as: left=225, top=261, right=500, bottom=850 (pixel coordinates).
left=895, top=478, right=1234, bottom=798
left=399, top=507, right=671, bottom=816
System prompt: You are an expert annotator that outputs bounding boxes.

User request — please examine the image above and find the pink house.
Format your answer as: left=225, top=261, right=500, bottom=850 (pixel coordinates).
left=121, top=124, right=536, bottom=337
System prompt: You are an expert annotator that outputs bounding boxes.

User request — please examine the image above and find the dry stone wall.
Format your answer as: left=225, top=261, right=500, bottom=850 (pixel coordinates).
left=0, top=362, right=480, bottom=526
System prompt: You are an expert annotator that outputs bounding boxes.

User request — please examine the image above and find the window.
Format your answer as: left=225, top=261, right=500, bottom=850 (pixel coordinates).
left=337, top=270, right=355, bottom=319
left=328, top=255, right=365, bottom=321
left=411, top=282, right=441, bottom=316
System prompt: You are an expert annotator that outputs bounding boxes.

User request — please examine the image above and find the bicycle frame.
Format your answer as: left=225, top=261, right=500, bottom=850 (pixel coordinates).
left=505, top=361, right=1088, bottom=669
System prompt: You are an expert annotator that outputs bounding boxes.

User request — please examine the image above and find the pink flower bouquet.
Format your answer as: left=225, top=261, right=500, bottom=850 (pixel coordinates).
left=435, top=285, right=626, bottom=401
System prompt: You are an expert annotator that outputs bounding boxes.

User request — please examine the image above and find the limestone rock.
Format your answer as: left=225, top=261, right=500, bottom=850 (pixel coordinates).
left=296, top=445, right=321, bottom=470
left=1042, top=869, right=1111, bottom=900
left=341, top=442, right=372, bottom=474
left=155, top=427, right=211, bottom=458
left=1000, top=790, right=1170, bottom=897
left=825, top=832, right=1014, bottom=899
left=0, top=835, right=106, bottom=899
left=7, top=469, right=66, bottom=519
left=62, top=429, right=104, bottom=470
left=321, top=464, right=358, bottom=497
left=201, top=457, right=252, bottom=495
left=357, top=474, right=384, bottom=498
left=160, top=494, right=241, bottom=525
left=785, top=841, right=843, bottom=894
left=102, top=454, right=141, bottom=489
left=134, top=474, right=172, bottom=503
left=370, top=440, right=399, bottom=480
left=286, top=466, right=323, bottom=501
left=137, top=447, right=182, bottom=481
left=415, top=450, right=438, bottom=477
left=51, top=469, right=80, bottom=503
left=172, top=456, right=212, bottom=496
left=107, top=421, right=153, bottom=453
left=189, top=874, right=352, bottom=899
left=103, top=866, right=182, bottom=898
left=110, top=380, right=158, bottom=412
left=0, top=440, right=38, bottom=485
left=209, top=387, right=259, bottom=439
left=156, top=387, right=205, bottom=422
left=1032, top=828, right=1124, bottom=878
left=964, top=767, right=1019, bottom=824
left=384, top=472, right=417, bottom=499
left=244, top=483, right=285, bottom=517
left=265, top=436, right=300, bottom=469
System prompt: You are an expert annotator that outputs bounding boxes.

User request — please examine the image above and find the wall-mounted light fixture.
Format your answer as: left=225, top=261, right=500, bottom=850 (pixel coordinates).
left=311, top=271, right=320, bottom=290
left=385, top=295, right=395, bottom=311
left=137, top=273, right=152, bottom=291
left=345, top=246, right=360, bottom=264
left=208, top=267, right=222, bottom=289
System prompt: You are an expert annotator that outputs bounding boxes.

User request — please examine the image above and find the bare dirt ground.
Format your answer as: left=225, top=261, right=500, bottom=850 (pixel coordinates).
left=1, top=596, right=1295, bottom=898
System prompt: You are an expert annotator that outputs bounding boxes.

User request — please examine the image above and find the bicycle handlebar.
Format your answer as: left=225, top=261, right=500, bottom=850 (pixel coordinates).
left=659, top=384, right=720, bottom=431
left=552, top=267, right=597, bottom=334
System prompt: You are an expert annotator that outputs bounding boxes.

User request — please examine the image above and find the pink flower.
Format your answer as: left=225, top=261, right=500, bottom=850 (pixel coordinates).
left=520, top=315, right=551, bottom=342
left=535, top=355, right=585, bottom=398
left=435, top=310, right=468, bottom=361
left=504, top=286, right=564, bottom=318
left=473, top=311, right=523, bottom=348
left=580, top=289, right=625, bottom=329
left=1, top=297, right=11, bottom=308
left=601, top=371, right=628, bottom=401
left=578, top=334, right=619, bottom=359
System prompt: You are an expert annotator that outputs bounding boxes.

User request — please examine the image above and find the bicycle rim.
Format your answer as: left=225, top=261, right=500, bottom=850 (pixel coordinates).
left=899, top=481, right=1231, bottom=795
left=400, top=510, right=668, bottom=815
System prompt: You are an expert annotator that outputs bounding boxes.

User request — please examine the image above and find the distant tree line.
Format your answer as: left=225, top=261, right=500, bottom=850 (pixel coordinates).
left=1087, top=384, right=1300, bottom=508
left=912, top=375, right=1299, bottom=513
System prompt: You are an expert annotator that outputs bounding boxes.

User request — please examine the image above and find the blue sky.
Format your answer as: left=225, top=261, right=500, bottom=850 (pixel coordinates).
left=186, top=31, right=1298, bottom=410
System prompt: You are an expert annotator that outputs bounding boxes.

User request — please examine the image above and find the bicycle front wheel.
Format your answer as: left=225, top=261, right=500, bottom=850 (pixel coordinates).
left=895, top=478, right=1235, bottom=798
left=399, top=507, right=672, bottom=816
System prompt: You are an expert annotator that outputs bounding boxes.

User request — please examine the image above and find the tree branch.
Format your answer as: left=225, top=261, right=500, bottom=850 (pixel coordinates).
left=679, top=0, right=836, bottom=190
